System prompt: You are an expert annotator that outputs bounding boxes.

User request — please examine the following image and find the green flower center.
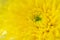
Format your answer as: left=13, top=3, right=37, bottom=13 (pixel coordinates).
left=34, top=16, right=41, bottom=22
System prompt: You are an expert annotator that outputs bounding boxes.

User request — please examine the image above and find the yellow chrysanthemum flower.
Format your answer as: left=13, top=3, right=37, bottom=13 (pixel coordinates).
left=0, top=0, right=60, bottom=40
